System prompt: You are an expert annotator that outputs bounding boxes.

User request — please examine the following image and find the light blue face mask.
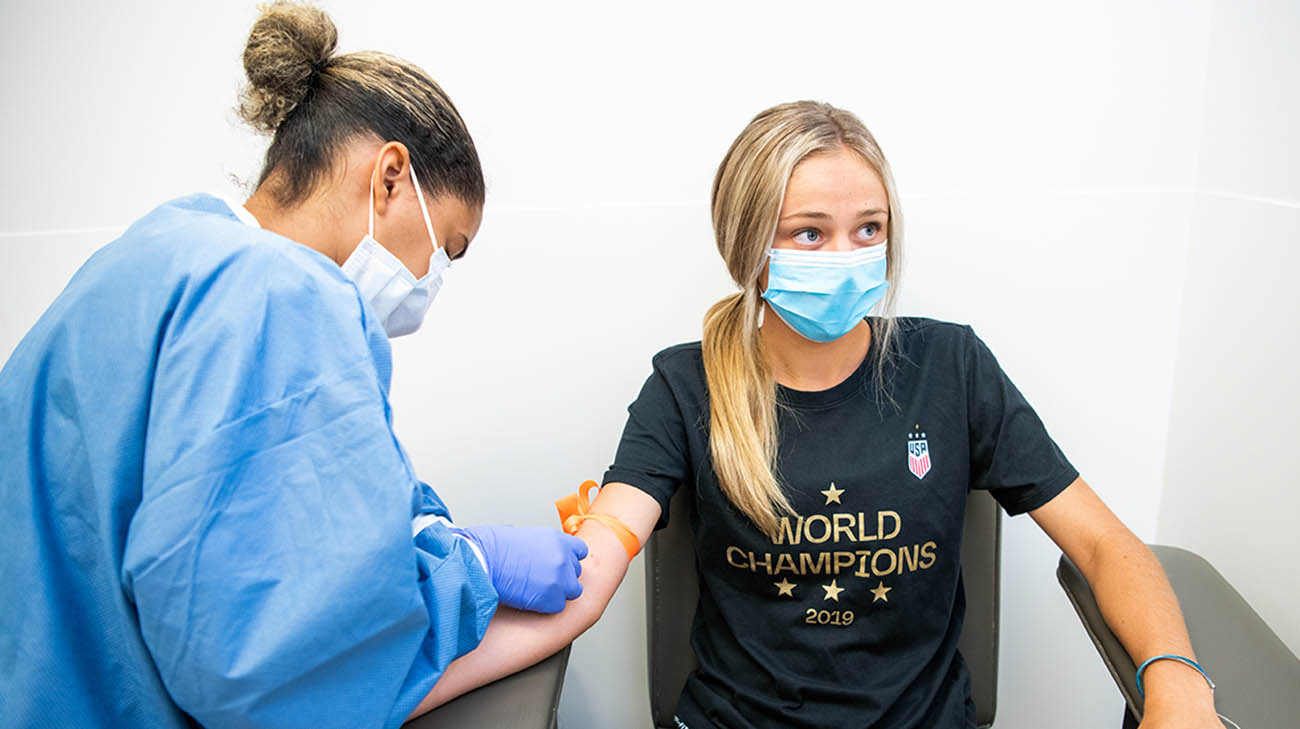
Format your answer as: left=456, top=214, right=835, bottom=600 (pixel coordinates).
left=761, top=242, right=889, bottom=343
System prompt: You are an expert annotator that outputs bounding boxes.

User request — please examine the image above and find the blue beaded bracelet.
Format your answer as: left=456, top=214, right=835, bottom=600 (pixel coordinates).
left=1135, top=654, right=1215, bottom=698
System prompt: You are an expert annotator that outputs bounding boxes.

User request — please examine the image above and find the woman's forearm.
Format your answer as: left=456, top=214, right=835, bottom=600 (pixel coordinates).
left=1084, top=532, right=1216, bottom=719
left=1032, top=480, right=1219, bottom=727
left=407, top=485, right=659, bottom=720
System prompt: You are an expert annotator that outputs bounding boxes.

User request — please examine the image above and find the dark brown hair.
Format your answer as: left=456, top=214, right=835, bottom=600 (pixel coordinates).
left=238, top=2, right=484, bottom=208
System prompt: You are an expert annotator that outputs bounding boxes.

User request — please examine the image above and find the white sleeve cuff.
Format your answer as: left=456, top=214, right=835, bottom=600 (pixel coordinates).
left=411, top=513, right=488, bottom=574
left=458, top=535, right=489, bottom=574
left=411, top=513, right=451, bottom=536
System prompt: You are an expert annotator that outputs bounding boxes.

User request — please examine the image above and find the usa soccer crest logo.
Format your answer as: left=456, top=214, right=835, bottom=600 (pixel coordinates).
left=907, top=428, right=931, bottom=480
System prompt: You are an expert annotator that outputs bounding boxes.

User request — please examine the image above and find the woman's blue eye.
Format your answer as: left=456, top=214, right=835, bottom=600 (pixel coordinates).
left=859, top=222, right=881, bottom=239
left=795, top=230, right=821, bottom=245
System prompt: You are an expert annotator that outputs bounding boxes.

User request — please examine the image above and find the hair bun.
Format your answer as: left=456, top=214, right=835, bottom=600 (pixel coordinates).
left=238, top=2, right=338, bottom=133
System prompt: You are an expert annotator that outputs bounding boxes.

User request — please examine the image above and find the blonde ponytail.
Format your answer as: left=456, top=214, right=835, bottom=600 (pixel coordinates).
left=703, top=101, right=904, bottom=539
left=702, top=290, right=792, bottom=537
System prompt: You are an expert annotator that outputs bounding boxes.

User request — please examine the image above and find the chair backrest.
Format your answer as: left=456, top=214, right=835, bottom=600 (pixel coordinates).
left=645, top=488, right=1002, bottom=729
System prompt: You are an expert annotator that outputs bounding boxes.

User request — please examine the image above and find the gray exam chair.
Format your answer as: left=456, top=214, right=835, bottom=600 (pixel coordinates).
left=401, top=645, right=570, bottom=729
left=646, top=488, right=1004, bottom=729
left=1058, top=547, right=1300, bottom=729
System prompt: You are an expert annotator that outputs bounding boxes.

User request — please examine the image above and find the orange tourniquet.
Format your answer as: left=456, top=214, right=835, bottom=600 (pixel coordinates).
left=555, top=480, right=641, bottom=560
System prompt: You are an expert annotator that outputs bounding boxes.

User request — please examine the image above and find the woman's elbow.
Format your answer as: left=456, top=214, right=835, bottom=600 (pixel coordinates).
left=567, top=548, right=632, bottom=633
left=568, top=596, right=606, bottom=636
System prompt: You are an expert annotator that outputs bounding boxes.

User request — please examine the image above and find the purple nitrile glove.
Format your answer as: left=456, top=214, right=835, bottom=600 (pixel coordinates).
left=451, top=525, right=588, bottom=614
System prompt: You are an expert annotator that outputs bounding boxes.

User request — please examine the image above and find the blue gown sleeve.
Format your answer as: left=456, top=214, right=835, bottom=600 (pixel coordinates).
left=120, top=240, right=496, bottom=729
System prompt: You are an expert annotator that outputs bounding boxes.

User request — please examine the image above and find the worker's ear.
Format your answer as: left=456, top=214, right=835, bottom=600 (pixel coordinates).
left=371, top=141, right=411, bottom=219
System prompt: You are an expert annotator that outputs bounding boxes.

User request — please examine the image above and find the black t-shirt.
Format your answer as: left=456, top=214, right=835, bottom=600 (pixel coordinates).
left=603, top=318, right=1078, bottom=729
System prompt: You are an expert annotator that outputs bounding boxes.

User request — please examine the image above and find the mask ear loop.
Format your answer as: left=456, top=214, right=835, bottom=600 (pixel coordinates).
left=757, top=228, right=780, bottom=329
left=368, top=174, right=376, bottom=238
left=407, top=165, right=442, bottom=252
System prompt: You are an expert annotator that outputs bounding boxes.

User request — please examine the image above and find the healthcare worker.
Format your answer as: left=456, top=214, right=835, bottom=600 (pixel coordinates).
left=0, top=4, right=587, bottom=728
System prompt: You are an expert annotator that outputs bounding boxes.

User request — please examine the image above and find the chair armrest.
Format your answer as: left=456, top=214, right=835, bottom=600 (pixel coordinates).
left=1057, top=545, right=1300, bottom=726
left=402, top=645, right=571, bottom=729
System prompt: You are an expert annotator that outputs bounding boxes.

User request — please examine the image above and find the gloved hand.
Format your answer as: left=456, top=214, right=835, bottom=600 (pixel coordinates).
left=452, top=525, right=588, bottom=614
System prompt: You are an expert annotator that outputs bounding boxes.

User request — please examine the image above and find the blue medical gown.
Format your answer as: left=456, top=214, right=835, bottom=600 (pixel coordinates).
left=0, top=195, right=497, bottom=729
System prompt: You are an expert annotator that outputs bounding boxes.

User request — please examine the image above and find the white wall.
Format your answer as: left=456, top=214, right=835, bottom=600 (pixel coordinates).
left=0, top=1, right=1253, bottom=727
left=1158, top=0, right=1300, bottom=656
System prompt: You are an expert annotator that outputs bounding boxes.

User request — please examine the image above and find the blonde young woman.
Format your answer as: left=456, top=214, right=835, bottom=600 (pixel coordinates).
left=427, top=102, right=1225, bottom=728
left=599, top=102, right=1231, bottom=728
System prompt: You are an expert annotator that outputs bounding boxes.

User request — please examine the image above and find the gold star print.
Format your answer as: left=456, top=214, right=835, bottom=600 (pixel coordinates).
left=821, top=482, right=845, bottom=505
left=822, top=579, right=845, bottom=602
left=774, top=579, right=796, bottom=597
left=870, top=582, right=892, bottom=603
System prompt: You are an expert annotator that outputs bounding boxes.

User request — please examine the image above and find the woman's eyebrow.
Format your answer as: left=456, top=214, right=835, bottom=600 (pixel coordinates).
left=779, top=206, right=887, bottom=222
left=778, top=210, right=831, bottom=222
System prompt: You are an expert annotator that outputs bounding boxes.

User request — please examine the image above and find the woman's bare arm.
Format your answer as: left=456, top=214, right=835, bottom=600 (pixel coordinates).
left=407, top=483, right=662, bottom=720
left=1030, top=477, right=1220, bottom=729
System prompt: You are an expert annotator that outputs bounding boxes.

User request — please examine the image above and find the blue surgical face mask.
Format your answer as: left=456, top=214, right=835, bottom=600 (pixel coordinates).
left=761, top=242, right=889, bottom=343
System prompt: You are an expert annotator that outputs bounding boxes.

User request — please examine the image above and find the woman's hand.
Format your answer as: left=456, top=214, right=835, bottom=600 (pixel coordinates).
left=451, top=524, right=588, bottom=613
